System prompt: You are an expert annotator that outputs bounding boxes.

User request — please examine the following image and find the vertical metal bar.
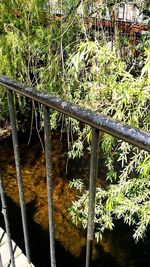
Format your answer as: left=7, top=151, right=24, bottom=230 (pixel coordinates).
left=85, top=128, right=99, bottom=267
left=7, top=90, right=31, bottom=263
left=0, top=252, right=2, bottom=267
left=44, top=106, right=56, bottom=267
left=0, top=172, right=15, bottom=267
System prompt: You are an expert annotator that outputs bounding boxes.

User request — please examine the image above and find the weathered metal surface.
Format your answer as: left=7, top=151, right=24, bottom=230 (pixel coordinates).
left=7, top=90, right=31, bottom=264
left=44, top=106, right=56, bottom=267
left=0, top=76, right=149, bottom=152
left=86, top=128, right=99, bottom=267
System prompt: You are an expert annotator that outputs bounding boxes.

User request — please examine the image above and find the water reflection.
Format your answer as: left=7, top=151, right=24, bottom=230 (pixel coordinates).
left=0, top=132, right=150, bottom=267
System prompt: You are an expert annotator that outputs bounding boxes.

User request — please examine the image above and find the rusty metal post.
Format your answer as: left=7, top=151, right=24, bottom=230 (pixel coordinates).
left=44, top=106, right=56, bottom=267
left=7, top=90, right=31, bottom=263
left=85, top=128, right=99, bottom=267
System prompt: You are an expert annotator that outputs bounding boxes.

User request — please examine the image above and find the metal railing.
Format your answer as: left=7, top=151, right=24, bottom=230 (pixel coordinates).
left=0, top=75, right=150, bottom=267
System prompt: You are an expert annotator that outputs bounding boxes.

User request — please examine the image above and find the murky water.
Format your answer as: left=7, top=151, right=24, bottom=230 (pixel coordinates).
left=0, top=131, right=150, bottom=267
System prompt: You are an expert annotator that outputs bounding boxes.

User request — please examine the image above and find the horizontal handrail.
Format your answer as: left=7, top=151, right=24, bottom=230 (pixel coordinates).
left=0, top=75, right=150, bottom=152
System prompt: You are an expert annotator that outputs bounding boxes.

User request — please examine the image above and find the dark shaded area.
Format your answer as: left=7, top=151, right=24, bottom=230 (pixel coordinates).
left=104, top=220, right=150, bottom=267
left=0, top=196, right=120, bottom=267
left=0, top=133, right=150, bottom=267
left=0, top=196, right=80, bottom=267
left=1, top=192, right=150, bottom=267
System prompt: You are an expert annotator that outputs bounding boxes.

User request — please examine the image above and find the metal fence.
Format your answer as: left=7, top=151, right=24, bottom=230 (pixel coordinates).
left=0, top=75, right=150, bottom=267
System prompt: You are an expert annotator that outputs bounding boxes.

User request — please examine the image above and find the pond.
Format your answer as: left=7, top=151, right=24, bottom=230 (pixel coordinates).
left=0, top=130, right=150, bottom=267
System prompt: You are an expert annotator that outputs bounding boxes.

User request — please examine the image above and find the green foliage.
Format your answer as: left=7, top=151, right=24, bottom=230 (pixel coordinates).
left=0, top=88, right=8, bottom=122
left=68, top=37, right=150, bottom=242
left=70, top=169, right=150, bottom=242
left=65, top=1, right=150, bottom=242
left=0, top=0, right=150, bottom=242
left=0, top=0, right=81, bottom=125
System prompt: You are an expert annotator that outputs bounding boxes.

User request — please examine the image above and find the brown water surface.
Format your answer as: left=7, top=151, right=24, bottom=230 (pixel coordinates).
left=0, top=131, right=150, bottom=267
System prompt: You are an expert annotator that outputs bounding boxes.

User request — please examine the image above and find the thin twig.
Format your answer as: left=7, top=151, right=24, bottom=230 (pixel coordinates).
left=27, top=100, right=34, bottom=145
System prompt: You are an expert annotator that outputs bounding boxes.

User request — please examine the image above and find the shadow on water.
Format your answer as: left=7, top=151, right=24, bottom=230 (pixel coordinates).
left=0, top=132, right=150, bottom=267
left=0, top=196, right=79, bottom=267
left=106, top=220, right=150, bottom=267
left=0, top=196, right=120, bottom=267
